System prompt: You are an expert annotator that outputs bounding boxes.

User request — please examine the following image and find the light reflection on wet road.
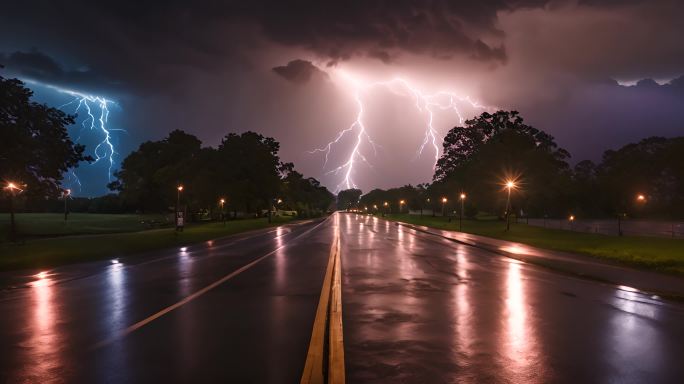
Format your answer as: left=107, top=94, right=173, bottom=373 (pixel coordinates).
left=0, top=220, right=333, bottom=383
left=1, top=213, right=683, bottom=383
left=340, top=213, right=684, bottom=383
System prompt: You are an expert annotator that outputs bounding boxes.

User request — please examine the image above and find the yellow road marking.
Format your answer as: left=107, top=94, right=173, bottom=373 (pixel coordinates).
left=301, top=221, right=345, bottom=384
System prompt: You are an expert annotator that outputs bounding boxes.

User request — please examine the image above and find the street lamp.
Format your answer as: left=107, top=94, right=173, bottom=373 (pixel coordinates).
left=504, top=180, right=517, bottom=231
left=440, top=197, right=447, bottom=217
left=176, top=185, right=184, bottom=231
left=399, top=199, right=405, bottom=213
left=459, top=193, right=466, bottom=231
left=636, top=194, right=646, bottom=202
left=63, top=189, right=71, bottom=222
left=4, top=181, right=24, bottom=242
left=569, top=214, right=575, bottom=231
left=219, top=198, right=226, bottom=226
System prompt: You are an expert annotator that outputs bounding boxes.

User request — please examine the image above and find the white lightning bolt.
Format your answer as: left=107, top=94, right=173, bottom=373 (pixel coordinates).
left=310, top=70, right=492, bottom=192
left=22, top=79, right=121, bottom=191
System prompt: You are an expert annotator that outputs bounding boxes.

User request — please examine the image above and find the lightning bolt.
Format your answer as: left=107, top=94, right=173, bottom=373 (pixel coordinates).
left=22, top=79, right=121, bottom=192
left=310, top=70, right=492, bottom=192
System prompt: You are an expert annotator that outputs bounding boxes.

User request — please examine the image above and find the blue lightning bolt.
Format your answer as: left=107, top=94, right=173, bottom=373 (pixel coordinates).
left=311, top=70, right=493, bottom=192
left=22, top=79, right=121, bottom=191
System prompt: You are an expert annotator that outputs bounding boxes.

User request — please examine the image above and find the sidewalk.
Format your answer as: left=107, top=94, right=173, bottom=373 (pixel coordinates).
left=395, top=221, right=684, bottom=300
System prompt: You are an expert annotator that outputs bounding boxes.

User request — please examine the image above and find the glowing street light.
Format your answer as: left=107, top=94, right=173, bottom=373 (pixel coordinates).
left=569, top=215, right=575, bottom=231
left=399, top=199, right=405, bottom=213
left=219, top=198, right=226, bottom=226
left=4, top=181, right=24, bottom=242
left=459, top=193, right=466, bottom=231
left=504, top=179, right=518, bottom=231
left=441, top=197, right=447, bottom=217
left=176, top=185, right=184, bottom=231
left=636, top=194, right=646, bottom=202
left=4, top=182, right=23, bottom=192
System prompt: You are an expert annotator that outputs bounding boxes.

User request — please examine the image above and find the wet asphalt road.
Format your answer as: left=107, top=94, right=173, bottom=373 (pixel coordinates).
left=1, top=212, right=683, bottom=383
left=341, top=214, right=684, bottom=383
left=0, top=219, right=333, bottom=383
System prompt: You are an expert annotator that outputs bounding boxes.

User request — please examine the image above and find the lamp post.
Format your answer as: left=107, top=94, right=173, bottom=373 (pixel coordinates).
left=63, top=189, right=71, bottom=222
left=569, top=215, right=575, bottom=231
left=176, top=185, right=184, bottom=231
left=459, top=193, right=466, bottom=231
left=383, top=201, right=388, bottom=217
left=219, top=198, right=226, bottom=226
left=441, top=197, right=447, bottom=217
left=4, top=182, right=23, bottom=242
left=505, top=180, right=516, bottom=231
left=399, top=199, right=405, bottom=214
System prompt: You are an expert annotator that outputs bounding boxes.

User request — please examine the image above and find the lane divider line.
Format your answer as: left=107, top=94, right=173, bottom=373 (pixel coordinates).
left=328, top=228, right=345, bottom=384
left=301, top=222, right=345, bottom=384
left=91, top=216, right=331, bottom=350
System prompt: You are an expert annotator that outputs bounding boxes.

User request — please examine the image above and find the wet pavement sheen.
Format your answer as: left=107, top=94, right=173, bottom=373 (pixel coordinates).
left=1, top=213, right=683, bottom=383
left=340, top=214, right=684, bottom=383
left=0, top=220, right=334, bottom=383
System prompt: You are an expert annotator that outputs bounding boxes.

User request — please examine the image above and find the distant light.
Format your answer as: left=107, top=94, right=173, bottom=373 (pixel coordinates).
left=442, top=197, right=447, bottom=203
left=399, top=200, right=405, bottom=205
left=180, top=247, right=188, bottom=252
left=220, top=198, right=226, bottom=204
left=177, top=185, right=184, bottom=191
left=4, top=182, right=24, bottom=192
left=506, top=180, right=516, bottom=189
left=460, top=193, right=466, bottom=200
left=636, top=194, right=646, bottom=202
left=569, top=215, right=575, bottom=221
left=35, top=271, right=48, bottom=279
left=617, top=285, right=639, bottom=293
left=111, top=259, right=120, bottom=264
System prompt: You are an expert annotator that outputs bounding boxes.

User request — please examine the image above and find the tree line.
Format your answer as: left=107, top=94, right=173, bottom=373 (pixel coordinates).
left=343, top=111, right=684, bottom=220
left=107, top=130, right=334, bottom=218
left=0, top=74, right=333, bottom=219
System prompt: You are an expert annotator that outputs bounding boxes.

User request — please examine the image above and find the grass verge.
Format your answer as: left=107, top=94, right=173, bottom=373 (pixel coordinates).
left=0, top=213, right=173, bottom=241
left=0, top=216, right=295, bottom=272
left=384, top=213, right=684, bottom=275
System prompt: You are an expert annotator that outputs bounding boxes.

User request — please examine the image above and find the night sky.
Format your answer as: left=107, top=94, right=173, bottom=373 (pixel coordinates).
left=2, top=1, right=683, bottom=196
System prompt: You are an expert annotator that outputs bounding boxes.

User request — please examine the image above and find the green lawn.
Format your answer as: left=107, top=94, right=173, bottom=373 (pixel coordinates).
left=384, top=213, right=684, bottom=275
left=0, top=215, right=295, bottom=272
left=0, top=213, right=172, bottom=241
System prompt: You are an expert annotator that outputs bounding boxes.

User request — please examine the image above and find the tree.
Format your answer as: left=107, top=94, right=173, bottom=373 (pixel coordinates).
left=216, top=132, right=283, bottom=215
left=281, top=169, right=334, bottom=217
left=1, top=73, right=92, bottom=241
left=109, top=130, right=203, bottom=212
left=336, top=188, right=362, bottom=210
left=1, top=74, right=91, bottom=197
left=433, top=111, right=572, bottom=217
left=592, top=137, right=684, bottom=218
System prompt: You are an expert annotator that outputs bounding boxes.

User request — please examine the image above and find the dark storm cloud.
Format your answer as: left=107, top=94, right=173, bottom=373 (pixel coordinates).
left=0, top=50, right=115, bottom=94
left=272, top=60, right=329, bottom=84
left=2, top=0, right=683, bottom=195
left=0, top=0, right=560, bottom=94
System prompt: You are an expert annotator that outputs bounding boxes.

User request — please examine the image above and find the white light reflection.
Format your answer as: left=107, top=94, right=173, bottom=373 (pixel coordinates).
left=606, top=287, right=665, bottom=380
left=26, top=273, right=63, bottom=381
left=500, top=260, right=541, bottom=380
left=453, top=248, right=473, bottom=364
left=178, top=246, right=194, bottom=296
left=274, top=226, right=286, bottom=288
